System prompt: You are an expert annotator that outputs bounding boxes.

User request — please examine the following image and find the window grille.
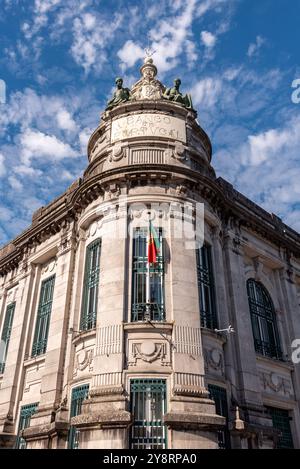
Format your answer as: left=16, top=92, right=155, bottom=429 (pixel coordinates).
left=32, top=275, right=55, bottom=357
left=15, top=403, right=38, bottom=449
left=68, top=384, right=89, bottom=449
left=208, top=384, right=231, bottom=449
left=268, top=407, right=294, bottom=449
left=196, top=245, right=218, bottom=330
left=0, top=302, right=15, bottom=374
left=247, top=279, right=282, bottom=359
left=130, top=379, right=167, bottom=449
left=131, top=228, right=165, bottom=322
left=80, top=239, right=101, bottom=331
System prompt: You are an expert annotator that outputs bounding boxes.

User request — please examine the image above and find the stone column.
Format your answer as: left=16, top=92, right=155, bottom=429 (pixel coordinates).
left=164, top=213, right=224, bottom=449
left=24, top=231, right=76, bottom=449
left=74, top=206, right=131, bottom=449
left=211, top=226, right=237, bottom=388
left=0, top=261, right=36, bottom=448
left=222, top=228, right=272, bottom=443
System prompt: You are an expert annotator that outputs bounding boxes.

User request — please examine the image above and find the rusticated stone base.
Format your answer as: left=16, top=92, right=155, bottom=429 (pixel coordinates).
left=23, top=421, right=69, bottom=449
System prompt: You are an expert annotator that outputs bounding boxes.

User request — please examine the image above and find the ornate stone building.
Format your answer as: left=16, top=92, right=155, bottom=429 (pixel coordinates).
left=0, top=57, right=300, bottom=450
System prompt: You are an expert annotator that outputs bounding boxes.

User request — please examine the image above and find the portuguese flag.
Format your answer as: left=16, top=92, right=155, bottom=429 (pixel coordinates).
left=148, top=221, right=160, bottom=264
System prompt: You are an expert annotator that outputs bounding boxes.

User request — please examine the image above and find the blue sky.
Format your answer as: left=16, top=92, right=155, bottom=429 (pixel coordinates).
left=0, top=0, right=300, bottom=245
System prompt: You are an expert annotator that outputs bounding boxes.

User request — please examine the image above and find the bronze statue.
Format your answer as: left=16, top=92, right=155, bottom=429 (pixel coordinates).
left=106, top=77, right=131, bottom=110
left=163, top=78, right=193, bottom=109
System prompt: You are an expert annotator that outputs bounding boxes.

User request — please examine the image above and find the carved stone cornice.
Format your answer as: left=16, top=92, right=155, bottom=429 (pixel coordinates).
left=1, top=131, right=300, bottom=276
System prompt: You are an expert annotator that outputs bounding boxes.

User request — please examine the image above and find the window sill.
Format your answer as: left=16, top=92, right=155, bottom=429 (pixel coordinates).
left=23, top=354, right=46, bottom=368
left=123, top=321, right=174, bottom=333
left=256, top=354, right=294, bottom=370
left=72, top=328, right=96, bottom=345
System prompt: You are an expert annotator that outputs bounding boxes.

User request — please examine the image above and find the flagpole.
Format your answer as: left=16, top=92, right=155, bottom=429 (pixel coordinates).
left=145, top=212, right=151, bottom=321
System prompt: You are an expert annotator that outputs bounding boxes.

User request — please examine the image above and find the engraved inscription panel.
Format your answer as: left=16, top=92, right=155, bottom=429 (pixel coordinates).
left=111, top=114, right=186, bottom=143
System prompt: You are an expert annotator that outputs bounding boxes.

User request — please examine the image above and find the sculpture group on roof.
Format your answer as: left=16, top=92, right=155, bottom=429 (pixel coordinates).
left=105, top=57, right=193, bottom=111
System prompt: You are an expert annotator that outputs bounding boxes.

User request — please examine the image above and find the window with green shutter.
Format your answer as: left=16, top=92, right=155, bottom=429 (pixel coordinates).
left=15, top=403, right=38, bottom=449
left=196, top=245, right=218, bottom=330
left=32, top=275, right=55, bottom=357
left=80, top=239, right=101, bottom=331
left=131, top=228, right=165, bottom=322
left=0, top=302, right=15, bottom=374
left=68, top=384, right=89, bottom=449
left=130, top=379, right=167, bottom=449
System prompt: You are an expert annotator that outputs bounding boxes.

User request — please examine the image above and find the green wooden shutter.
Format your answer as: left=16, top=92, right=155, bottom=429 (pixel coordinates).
left=196, top=245, right=218, bottom=330
left=32, top=275, right=55, bottom=357
left=68, top=384, right=89, bottom=449
left=80, top=239, right=101, bottom=331
left=131, top=228, right=165, bottom=322
left=0, top=302, right=16, bottom=374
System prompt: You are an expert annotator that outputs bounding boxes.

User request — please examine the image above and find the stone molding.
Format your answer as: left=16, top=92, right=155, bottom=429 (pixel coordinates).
left=164, top=412, right=225, bottom=431
left=71, top=410, right=132, bottom=430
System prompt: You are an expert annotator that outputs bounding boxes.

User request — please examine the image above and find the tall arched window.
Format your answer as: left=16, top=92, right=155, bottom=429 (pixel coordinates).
left=247, top=279, right=282, bottom=359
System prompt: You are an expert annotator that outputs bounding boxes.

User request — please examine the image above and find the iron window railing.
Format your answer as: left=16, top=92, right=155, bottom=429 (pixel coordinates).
left=196, top=245, right=218, bottom=330
left=268, top=407, right=294, bottom=449
left=0, top=302, right=15, bottom=374
left=68, top=384, right=89, bottom=449
left=15, top=403, right=38, bottom=449
left=32, top=275, right=55, bottom=357
left=130, top=379, right=167, bottom=449
left=80, top=239, right=101, bottom=331
left=131, top=228, right=165, bottom=322
left=208, top=384, right=231, bottom=449
left=247, top=279, right=282, bottom=360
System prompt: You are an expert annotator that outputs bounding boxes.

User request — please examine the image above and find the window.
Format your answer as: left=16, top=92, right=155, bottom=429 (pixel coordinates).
left=15, top=403, right=38, bottom=449
left=80, top=239, right=101, bottom=331
left=196, top=245, right=218, bottom=330
left=130, top=379, right=167, bottom=449
left=68, top=384, right=89, bottom=449
left=268, top=407, right=294, bottom=449
left=208, top=384, right=231, bottom=449
left=247, top=279, right=282, bottom=359
left=32, top=275, right=55, bottom=357
left=0, top=302, right=15, bottom=374
left=131, top=228, right=165, bottom=322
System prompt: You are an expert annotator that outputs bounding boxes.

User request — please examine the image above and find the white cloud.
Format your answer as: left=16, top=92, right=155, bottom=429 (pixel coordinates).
left=201, top=31, right=216, bottom=48
left=56, top=110, right=77, bottom=132
left=247, top=35, right=265, bottom=58
left=79, top=127, right=92, bottom=154
left=60, top=169, right=75, bottom=180
left=0, top=88, right=71, bottom=135
left=214, top=114, right=300, bottom=233
left=0, top=153, right=5, bottom=177
left=118, top=0, right=199, bottom=73
left=20, top=129, right=77, bottom=164
left=71, top=12, right=122, bottom=73
left=14, top=164, right=43, bottom=178
left=8, top=176, right=23, bottom=191
left=117, top=40, right=144, bottom=70
left=0, top=206, right=12, bottom=222
left=22, top=0, right=63, bottom=39
left=191, top=77, right=223, bottom=108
